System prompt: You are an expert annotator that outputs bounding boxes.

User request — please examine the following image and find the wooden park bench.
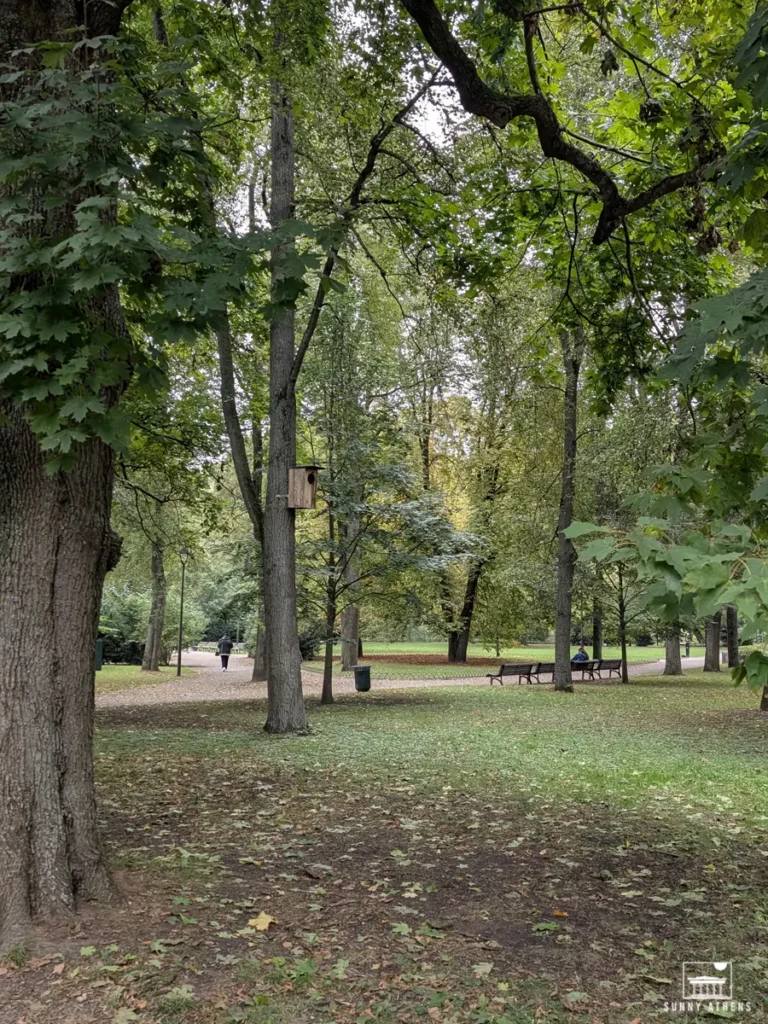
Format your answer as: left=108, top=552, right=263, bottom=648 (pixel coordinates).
left=487, top=658, right=625, bottom=686
left=487, top=663, right=537, bottom=685
left=596, top=658, right=623, bottom=680
left=572, top=658, right=600, bottom=680
left=530, top=661, right=555, bottom=683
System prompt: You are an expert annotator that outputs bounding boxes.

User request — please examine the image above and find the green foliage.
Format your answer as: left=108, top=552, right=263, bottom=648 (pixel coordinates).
left=0, top=35, right=274, bottom=466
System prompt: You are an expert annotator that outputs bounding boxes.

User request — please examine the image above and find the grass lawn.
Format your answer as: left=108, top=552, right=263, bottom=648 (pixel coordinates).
left=95, top=663, right=195, bottom=696
left=4, top=671, right=768, bottom=1024
left=305, top=643, right=678, bottom=678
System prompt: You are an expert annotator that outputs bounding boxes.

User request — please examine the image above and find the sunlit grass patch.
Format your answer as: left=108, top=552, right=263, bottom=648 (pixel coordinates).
left=95, top=663, right=195, bottom=695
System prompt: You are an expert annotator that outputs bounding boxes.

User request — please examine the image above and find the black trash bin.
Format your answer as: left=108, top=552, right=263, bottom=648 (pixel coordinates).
left=354, top=664, right=371, bottom=692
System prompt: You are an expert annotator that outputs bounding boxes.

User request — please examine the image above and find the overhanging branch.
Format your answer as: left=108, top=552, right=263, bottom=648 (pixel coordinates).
left=399, top=0, right=708, bottom=243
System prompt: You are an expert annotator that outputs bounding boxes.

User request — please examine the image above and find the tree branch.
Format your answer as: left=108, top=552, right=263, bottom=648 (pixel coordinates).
left=215, top=314, right=264, bottom=538
left=399, top=0, right=708, bottom=243
left=289, top=74, right=439, bottom=384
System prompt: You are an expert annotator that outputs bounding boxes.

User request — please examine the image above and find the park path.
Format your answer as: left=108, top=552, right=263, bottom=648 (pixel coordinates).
left=95, top=651, right=707, bottom=708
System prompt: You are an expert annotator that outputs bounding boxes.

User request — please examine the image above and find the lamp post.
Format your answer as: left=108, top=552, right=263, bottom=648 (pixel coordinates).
left=177, top=547, right=189, bottom=677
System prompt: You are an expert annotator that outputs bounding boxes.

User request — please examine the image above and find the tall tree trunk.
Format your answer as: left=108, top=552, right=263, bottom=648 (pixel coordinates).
left=453, top=560, right=485, bottom=663
left=322, top=577, right=336, bottom=705
left=251, top=421, right=268, bottom=682
left=322, top=499, right=337, bottom=704
left=263, top=81, right=305, bottom=733
left=142, top=542, right=166, bottom=672
left=0, top=412, right=119, bottom=945
left=447, top=627, right=459, bottom=662
left=340, top=517, right=360, bottom=671
left=663, top=622, right=683, bottom=676
left=617, top=563, right=629, bottom=684
left=251, top=620, right=268, bottom=682
left=340, top=606, right=359, bottom=670
left=0, top=0, right=133, bottom=947
left=726, top=604, right=739, bottom=667
left=554, top=331, right=580, bottom=693
left=592, top=595, right=603, bottom=660
left=441, top=576, right=460, bottom=662
left=704, top=611, right=722, bottom=672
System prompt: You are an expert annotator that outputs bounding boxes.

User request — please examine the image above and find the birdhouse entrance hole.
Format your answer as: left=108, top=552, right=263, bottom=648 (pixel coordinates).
left=288, top=465, right=322, bottom=509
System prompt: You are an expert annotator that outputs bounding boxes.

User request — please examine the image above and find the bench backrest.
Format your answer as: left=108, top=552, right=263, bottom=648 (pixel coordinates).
left=500, top=663, right=536, bottom=674
left=598, top=659, right=622, bottom=669
left=573, top=659, right=600, bottom=669
left=536, top=662, right=555, bottom=673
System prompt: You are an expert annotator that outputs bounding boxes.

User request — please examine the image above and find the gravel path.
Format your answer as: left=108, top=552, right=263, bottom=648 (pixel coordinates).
left=95, top=651, right=707, bottom=708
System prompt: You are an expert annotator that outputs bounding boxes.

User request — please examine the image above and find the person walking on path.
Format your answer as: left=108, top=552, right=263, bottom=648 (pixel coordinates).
left=217, top=634, right=234, bottom=670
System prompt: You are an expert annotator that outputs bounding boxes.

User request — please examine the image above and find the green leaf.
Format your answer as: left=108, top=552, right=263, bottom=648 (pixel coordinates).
left=577, top=537, right=616, bottom=562
left=564, top=521, right=611, bottom=539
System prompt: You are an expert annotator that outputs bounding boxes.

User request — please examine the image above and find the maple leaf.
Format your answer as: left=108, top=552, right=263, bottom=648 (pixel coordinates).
left=248, top=912, right=277, bottom=931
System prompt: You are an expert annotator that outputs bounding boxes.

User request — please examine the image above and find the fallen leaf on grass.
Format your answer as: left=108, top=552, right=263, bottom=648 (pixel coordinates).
left=52, top=963, right=64, bottom=975
left=532, top=922, right=558, bottom=933
left=248, top=912, right=277, bottom=931
left=563, top=991, right=588, bottom=1005
left=472, top=962, right=493, bottom=977
left=113, top=1010, right=139, bottom=1024
left=553, top=909, right=568, bottom=917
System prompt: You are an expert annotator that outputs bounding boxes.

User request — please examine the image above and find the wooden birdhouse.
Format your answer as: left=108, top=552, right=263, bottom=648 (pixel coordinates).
left=288, top=465, right=321, bottom=509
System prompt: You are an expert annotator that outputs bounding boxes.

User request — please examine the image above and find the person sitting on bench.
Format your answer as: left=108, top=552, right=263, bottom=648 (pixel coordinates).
left=571, top=645, right=589, bottom=663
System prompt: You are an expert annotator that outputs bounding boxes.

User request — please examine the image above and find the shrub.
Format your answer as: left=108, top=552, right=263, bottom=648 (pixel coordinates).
left=99, top=631, right=144, bottom=665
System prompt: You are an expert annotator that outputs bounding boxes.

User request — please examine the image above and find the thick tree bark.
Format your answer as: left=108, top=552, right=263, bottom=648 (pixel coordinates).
left=142, top=542, right=166, bottom=672
left=0, top=0, right=132, bottom=947
left=251, top=619, right=268, bottom=682
left=726, top=604, right=739, bottom=667
left=592, top=595, right=603, bottom=660
left=453, top=560, right=485, bottom=663
left=704, top=611, right=722, bottom=672
left=554, top=331, right=580, bottom=693
left=761, top=688, right=768, bottom=712
left=663, top=622, right=683, bottom=676
left=0, top=411, right=118, bottom=944
left=341, top=605, right=360, bottom=670
left=263, top=81, right=306, bottom=733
